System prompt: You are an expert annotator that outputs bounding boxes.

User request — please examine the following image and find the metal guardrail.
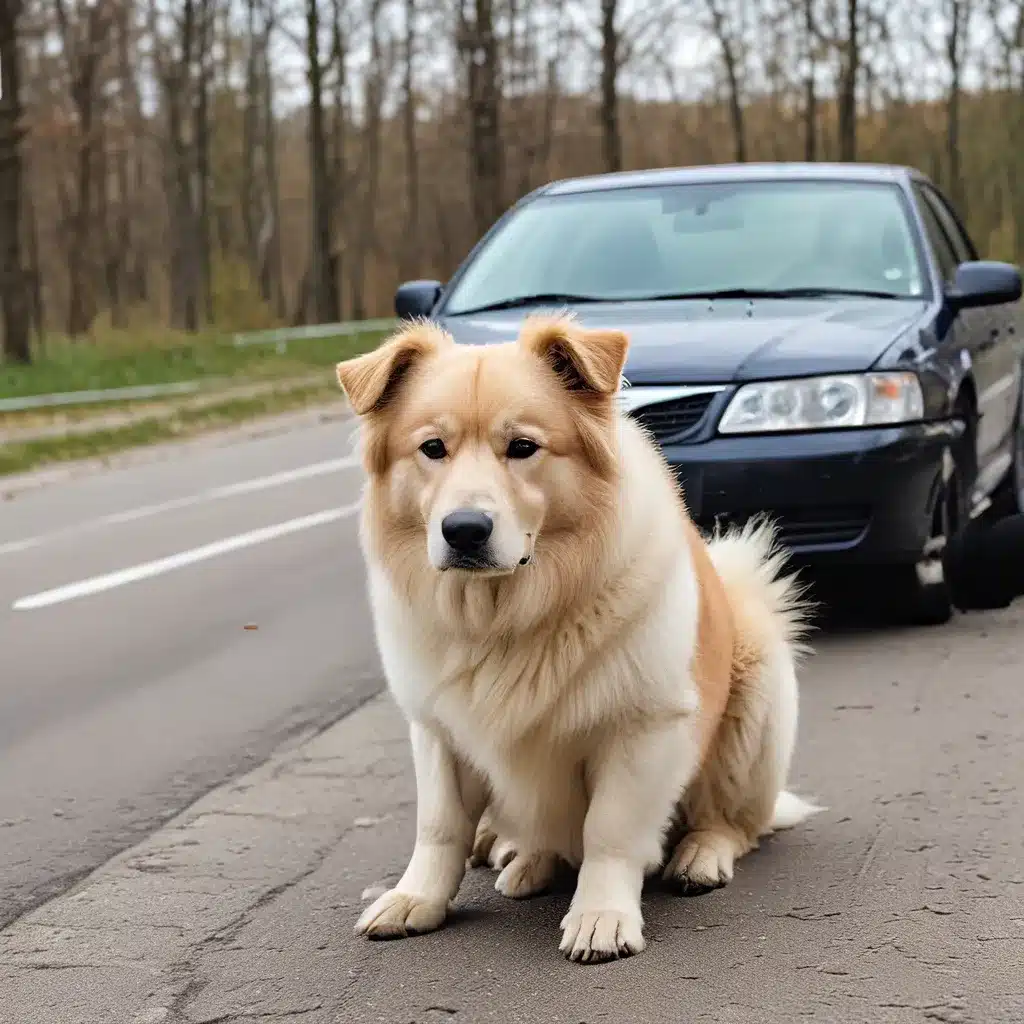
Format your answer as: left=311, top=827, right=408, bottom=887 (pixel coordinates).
left=0, top=320, right=392, bottom=415
left=0, top=381, right=205, bottom=414
left=231, top=318, right=396, bottom=349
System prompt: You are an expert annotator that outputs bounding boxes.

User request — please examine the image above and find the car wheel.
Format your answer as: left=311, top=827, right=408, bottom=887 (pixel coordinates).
left=882, top=446, right=963, bottom=627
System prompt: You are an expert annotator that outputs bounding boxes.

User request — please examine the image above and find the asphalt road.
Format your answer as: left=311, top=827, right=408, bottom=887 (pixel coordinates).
left=0, top=416, right=378, bottom=927
left=1, top=414, right=1023, bottom=1021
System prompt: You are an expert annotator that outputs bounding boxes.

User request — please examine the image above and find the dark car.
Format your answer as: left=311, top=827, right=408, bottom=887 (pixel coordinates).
left=393, top=163, right=1024, bottom=625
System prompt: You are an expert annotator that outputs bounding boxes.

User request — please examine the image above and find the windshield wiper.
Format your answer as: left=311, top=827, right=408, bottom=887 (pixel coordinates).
left=449, top=293, right=612, bottom=315
left=640, top=286, right=905, bottom=301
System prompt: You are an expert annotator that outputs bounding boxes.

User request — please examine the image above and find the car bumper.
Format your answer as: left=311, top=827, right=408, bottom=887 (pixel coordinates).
left=661, top=422, right=963, bottom=565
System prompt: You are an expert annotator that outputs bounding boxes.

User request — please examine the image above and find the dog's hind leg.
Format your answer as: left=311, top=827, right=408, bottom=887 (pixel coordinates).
left=665, top=639, right=819, bottom=895
left=472, top=805, right=571, bottom=900
left=470, top=805, right=502, bottom=867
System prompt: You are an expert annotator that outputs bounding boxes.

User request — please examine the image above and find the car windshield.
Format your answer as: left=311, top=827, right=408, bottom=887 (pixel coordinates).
left=442, top=179, right=927, bottom=315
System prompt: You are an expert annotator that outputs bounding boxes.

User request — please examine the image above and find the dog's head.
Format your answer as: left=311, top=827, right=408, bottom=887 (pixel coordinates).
left=336, top=314, right=629, bottom=577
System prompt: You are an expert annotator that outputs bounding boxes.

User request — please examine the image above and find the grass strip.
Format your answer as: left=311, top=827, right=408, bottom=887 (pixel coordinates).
left=0, top=328, right=388, bottom=401
left=0, top=380, right=345, bottom=478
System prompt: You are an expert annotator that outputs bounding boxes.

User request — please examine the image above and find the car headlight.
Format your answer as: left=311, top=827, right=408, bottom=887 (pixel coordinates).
left=718, top=372, right=924, bottom=434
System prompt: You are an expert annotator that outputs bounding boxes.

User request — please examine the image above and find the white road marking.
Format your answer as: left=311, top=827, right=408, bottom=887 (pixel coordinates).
left=12, top=501, right=362, bottom=611
left=0, top=452, right=362, bottom=558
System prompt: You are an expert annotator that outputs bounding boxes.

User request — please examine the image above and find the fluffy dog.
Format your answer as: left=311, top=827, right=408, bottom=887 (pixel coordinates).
left=336, top=313, right=820, bottom=963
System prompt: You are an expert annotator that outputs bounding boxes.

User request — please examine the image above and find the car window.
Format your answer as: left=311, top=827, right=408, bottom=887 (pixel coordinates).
left=919, top=184, right=977, bottom=263
left=443, top=180, right=927, bottom=314
left=913, top=186, right=960, bottom=283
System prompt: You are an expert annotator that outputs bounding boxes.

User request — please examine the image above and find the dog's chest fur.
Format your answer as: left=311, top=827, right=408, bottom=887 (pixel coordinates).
left=367, top=551, right=702, bottom=829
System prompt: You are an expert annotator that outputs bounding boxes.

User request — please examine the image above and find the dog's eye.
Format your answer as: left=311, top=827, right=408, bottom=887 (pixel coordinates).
left=419, top=438, right=448, bottom=460
left=507, top=438, right=540, bottom=460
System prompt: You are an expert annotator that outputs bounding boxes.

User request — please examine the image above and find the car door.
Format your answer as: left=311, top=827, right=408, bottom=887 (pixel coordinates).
left=916, top=182, right=1020, bottom=481
left=910, top=182, right=1008, bottom=479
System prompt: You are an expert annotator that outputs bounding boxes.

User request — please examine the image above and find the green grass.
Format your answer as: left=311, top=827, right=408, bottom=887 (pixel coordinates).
left=0, top=326, right=389, bottom=401
left=0, top=379, right=346, bottom=478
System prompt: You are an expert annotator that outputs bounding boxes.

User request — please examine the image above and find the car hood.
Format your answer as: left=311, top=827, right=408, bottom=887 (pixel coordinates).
left=438, top=298, right=928, bottom=384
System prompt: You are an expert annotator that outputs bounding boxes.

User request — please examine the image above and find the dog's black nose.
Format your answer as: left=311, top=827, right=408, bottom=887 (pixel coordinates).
left=441, top=508, right=494, bottom=552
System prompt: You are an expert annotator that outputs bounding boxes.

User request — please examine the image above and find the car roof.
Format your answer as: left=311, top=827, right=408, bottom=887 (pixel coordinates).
left=540, top=162, right=931, bottom=196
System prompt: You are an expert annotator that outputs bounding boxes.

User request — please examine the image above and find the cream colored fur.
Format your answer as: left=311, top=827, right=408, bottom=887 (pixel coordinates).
left=340, top=315, right=821, bottom=963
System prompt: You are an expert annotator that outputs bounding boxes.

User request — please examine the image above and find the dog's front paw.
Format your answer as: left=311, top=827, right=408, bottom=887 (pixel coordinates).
left=354, top=889, right=448, bottom=940
left=558, top=908, right=646, bottom=963
left=495, top=851, right=558, bottom=899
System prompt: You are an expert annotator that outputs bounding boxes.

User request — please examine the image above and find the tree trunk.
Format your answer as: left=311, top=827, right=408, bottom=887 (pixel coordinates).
left=164, top=0, right=200, bottom=332
left=945, top=0, right=970, bottom=216
left=460, top=0, right=502, bottom=238
left=305, top=0, right=338, bottom=323
left=196, top=0, right=213, bottom=324
left=803, top=0, right=817, bottom=161
left=58, top=1, right=113, bottom=337
left=351, top=0, right=383, bottom=320
left=329, top=0, right=346, bottom=314
left=0, top=0, right=31, bottom=364
left=599, top=0, right=621, bottom=173
left=243, top=0, right=259, bottom=284
left=402, top=0, right=420, bottom=277
left=260, top=13, right=284, bottom=318
left=837, top=0, right=858, bottom=162
left=66, top=92, right=94, bottom=337
left=706, top=0, right=746, bottom=162
left=24, top=175, right=43, bottom=342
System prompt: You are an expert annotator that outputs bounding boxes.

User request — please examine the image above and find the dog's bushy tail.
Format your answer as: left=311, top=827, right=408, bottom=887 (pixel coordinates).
left=706, top=516, right=824, bottom=832
left=704, top=514, right=815, bottom=658
left=770, top=789, right=824, bottom=831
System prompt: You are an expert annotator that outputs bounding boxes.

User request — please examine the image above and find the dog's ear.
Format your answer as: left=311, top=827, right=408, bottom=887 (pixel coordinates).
left=335, top=321, right=451, bottom=415
left=519, top=314, right=629, bottom=396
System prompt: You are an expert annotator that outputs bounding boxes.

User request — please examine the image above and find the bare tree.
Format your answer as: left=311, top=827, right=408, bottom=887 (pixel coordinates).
left=801, top=0, right=818, bottom=160
left=243, top=0, right=259, bottom=280
left=705, top=0, right=747, bottom=162
left=195, top=0, right=214, bottom=323
left=0, top=0, right=30, bottom=363
left=837, top=0, right=859, bottom=161
left=458, top=0, right=502, bottom=236
left=54, top=0, right=114, bottom=336
left=349, top=0, right=386, bottom=319
left=987, top=0, right=1024, bottom=253
left=402, top=0, right=420, bottom=276
left=304, top=0, right=339, bottom=323
left=328, top=0, right=346, bottom=307
left=944, top=0, right=973, bottom=214
left=599, top=0, right=621, bottom=172
left=150, top=0, right=205, bottom=331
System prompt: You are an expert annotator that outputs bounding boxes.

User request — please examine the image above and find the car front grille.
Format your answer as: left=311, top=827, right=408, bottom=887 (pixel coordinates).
left=630, top=393, right=716, bottom=442
left=701, top=505, right=871, bottom=549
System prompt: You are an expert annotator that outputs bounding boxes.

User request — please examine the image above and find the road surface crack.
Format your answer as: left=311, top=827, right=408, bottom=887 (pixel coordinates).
left=195, top=1006, right=324, bottom=1023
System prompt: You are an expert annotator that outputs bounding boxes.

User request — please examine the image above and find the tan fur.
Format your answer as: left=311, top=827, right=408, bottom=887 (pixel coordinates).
left=682, top=517, right=736, bottom=762
left=340, top=313, right=822, bottom=962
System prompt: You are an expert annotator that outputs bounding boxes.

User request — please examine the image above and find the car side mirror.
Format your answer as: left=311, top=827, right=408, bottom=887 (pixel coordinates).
left=946, top=261, right=1022, bottom=310
left=395, top=280, right=443, bottom=320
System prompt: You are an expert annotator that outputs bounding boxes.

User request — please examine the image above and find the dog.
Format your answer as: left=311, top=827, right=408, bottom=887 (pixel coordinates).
left=336, top=313, right=821, bottom=963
